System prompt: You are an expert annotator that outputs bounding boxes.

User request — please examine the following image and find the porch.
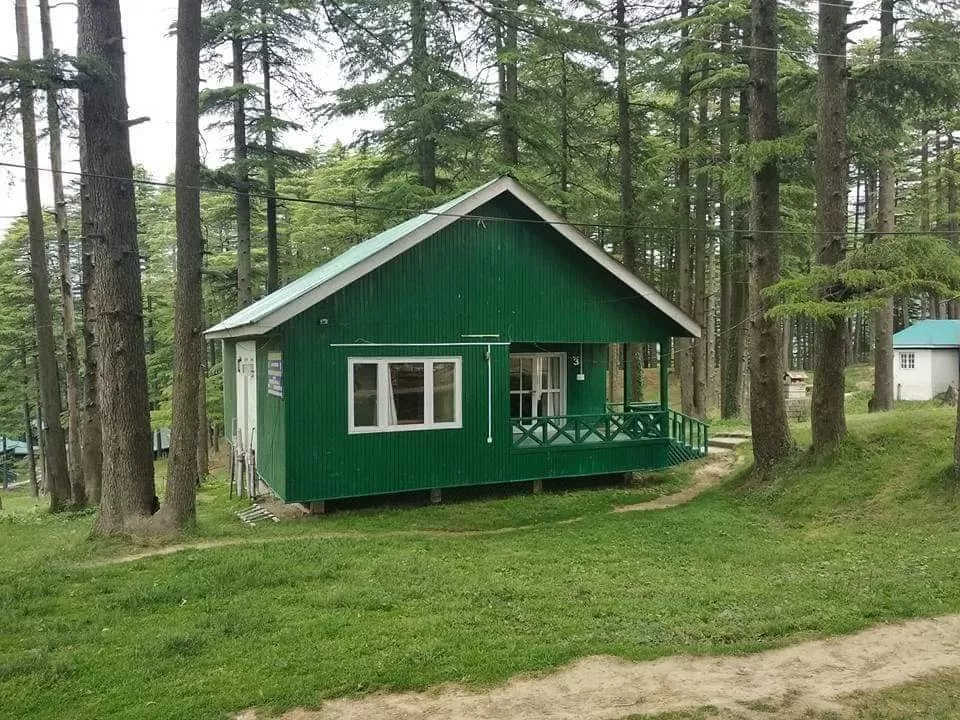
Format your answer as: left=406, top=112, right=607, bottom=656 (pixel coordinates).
left=510, top=405, right=708, bottom=465
left=507, top=341, right=709, bottom=471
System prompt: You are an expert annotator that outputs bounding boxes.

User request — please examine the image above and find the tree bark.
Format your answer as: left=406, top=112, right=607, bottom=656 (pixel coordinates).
left=232, top=3, right=252, bottom=308
left=40, top=0, right=86, bottom=506
left=693, top=69, right=709, bottom=419
left=676, top=0, right=695, bottom=417
left=496, top=0, right=519, bottom=166
left=411, top=0, right=437, bottom=189
left=79, top=0, right=156, bottom=533
left=260, top=8, right=279, bottom=294
left=79, top=125, right=103, bottom=504
left=870, top=0, right=896, bottom=413
left=34, top=360, right=46, bottom=494
left=198, top=354, right=209, bottom=480
left=811, top=0, right=849, bottom=453
left=157, top=0, right=204, bottom=530
left=16, top=0, right=72, bottom=512
left=747, top=0, right=792, bottom=475
left=21, top=349, right=38, bottom=498
left=920, top=129, right=931, bottom=233
left=559, top=52, right=570, bottom=209
left=615, top=0, right=642, bottom=401
left=948, top=132, right=958, bottom=248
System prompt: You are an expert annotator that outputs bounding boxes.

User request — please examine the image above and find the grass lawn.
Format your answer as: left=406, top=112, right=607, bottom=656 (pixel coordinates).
left=2, top=406, right=960, bottom=719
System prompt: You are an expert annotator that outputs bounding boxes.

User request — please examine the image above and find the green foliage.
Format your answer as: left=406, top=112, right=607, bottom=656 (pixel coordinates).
left=768, top=235, right=960, bottom=320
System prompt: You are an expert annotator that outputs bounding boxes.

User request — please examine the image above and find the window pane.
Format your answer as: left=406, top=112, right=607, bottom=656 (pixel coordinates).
left=433, top=362, right=456, bottom=423
left=353, top=363, right=378, bottom=427
left=389, top=362, right=425, bottom=425
left=510, top=357, right=521, bottom=390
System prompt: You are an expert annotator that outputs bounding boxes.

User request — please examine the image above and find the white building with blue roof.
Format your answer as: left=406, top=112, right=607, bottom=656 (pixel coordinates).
left=892, top=320, right=960, bottom=401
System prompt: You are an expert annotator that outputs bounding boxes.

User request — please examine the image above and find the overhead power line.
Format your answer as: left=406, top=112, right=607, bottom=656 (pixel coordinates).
left=0, top=161, right=944, bottom=239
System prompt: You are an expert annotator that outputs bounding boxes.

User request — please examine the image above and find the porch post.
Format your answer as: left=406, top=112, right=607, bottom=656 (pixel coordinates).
left=623, top=343, right=633, bottom=409
left=659, top=338, right=671, bottom=412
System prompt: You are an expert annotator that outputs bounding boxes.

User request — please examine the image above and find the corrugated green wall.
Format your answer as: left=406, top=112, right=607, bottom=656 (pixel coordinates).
left=222, top=340, right=236, bottom=443
left=274, top=195, right=679, bottom=503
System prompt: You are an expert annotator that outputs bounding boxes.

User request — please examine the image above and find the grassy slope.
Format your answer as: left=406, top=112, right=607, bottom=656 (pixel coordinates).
left=2, top=407, right=960, bottom=719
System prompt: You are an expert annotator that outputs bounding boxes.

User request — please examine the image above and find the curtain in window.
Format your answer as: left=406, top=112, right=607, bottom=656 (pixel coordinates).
left=389, top=362, right=425, bottom=425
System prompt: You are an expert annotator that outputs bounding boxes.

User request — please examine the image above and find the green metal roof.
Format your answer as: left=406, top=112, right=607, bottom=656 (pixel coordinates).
left=206, top=178, right=502, bottom=336
left=892, top=320, right=960, bottom=348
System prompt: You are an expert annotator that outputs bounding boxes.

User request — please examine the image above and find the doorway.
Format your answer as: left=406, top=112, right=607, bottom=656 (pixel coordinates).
left=509, top=353, right=566, bottom=423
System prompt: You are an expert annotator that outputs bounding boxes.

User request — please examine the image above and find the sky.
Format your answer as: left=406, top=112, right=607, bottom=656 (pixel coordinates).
left=0, top=0, right=375, bottom=238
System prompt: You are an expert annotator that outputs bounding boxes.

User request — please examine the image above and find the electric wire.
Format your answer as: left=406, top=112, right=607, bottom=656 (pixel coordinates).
left=0, top=160, right=948, bottom=239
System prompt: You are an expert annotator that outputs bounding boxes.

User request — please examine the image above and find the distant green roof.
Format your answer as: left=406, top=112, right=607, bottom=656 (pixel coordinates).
left=206, top=178, right=502, bottom=338
left=893, top=320, right=960, bottom=348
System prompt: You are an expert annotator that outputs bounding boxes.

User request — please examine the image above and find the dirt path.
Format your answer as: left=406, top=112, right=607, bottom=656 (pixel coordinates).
left=89, top=452, right=740, bottom=567
left=238, top=614, right=960, bottom=720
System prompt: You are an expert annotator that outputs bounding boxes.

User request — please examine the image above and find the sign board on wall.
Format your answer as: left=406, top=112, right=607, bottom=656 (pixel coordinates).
left=267, top=352, right=283, bottom=398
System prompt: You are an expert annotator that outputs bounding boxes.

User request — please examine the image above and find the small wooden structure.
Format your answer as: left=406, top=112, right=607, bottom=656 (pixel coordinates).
left=206, top=177, right=708, bottom=505
left=783, top=370, right=810, bottom=421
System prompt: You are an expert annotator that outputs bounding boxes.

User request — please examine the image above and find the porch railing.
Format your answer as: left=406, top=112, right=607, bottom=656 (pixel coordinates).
left=511, top=406, right=709, bottom=458
left=668, top=409, right=709, bottom=457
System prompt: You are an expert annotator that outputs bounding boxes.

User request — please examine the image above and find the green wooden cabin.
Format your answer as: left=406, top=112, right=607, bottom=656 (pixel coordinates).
left=206, top=177, right=707, bottom=505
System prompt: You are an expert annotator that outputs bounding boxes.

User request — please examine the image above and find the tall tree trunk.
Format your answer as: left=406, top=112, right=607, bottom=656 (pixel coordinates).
left=615, top=0, right=641, bottom=401
left=198, top=300, right=210, bottom=481
left=747, top=0, right=792, bottom=475
left=811, top=0, right=849, bottom=453
left=232, top=8, right=252, bottom=308
left=16, top=0, right=72, bottom=512
left=676, top=0, right=695, bottom=416
left=79, top=124, right=103, bottom=503
left=40, top=0, right=86, bottom=506
left=496, top=0, right=519, bottom=166
left=920, top=129, right=931, bottom=233
left=35, top=383, right=46, bottom=495
left=21, top=349, right=38, bottom=498
left=411, top=0, right=436, bottom=190
left=198, top=355, right=209, bottom=480
left=559, top=52, right=570, bottom=212
left=870, top=0, right=896, bottom=413
left=722, top=45, right=750, bottom=419
left=79, top=0, right=156, bottom=533
left=693, top=70, right=709, bottom=419
left=718, top=22, right=735, bottom=417
left=948, top=132, right=958, bottom=248
left=260, top=9, right=279, bottom=294
left=158, top=0, right=204, bottom=530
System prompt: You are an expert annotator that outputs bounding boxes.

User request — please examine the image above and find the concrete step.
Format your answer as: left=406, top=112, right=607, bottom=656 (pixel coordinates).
left=709, top=436, right=751, bottom=450
left=707, top=445, right=733, bottom=455
left=714, top=429, right=752, bottom=438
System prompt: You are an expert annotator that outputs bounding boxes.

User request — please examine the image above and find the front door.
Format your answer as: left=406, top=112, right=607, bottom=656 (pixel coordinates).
left=235, top=341, right=258, bottom=456
left=510, top=353, right=565, bottom=424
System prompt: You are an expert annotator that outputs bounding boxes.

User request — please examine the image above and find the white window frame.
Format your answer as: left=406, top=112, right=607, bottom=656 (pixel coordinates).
left=899, top=352, right=916, bottom=370
left=509, top=352, right=567, bottom=425
left=347, top=357, right=462, bottom=434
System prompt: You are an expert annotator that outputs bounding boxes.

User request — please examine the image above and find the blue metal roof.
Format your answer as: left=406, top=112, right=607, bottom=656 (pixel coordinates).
left=892, top=320, right=960, bottom=348
left=206, top=179, right=502, bottom=336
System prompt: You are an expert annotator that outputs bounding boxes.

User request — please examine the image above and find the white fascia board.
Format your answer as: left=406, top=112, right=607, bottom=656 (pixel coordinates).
left=894, top=345, right=960, bottom=350
left=502, top=179, right=702, bottom=338
left=205, top=322, right=273, bottom=340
